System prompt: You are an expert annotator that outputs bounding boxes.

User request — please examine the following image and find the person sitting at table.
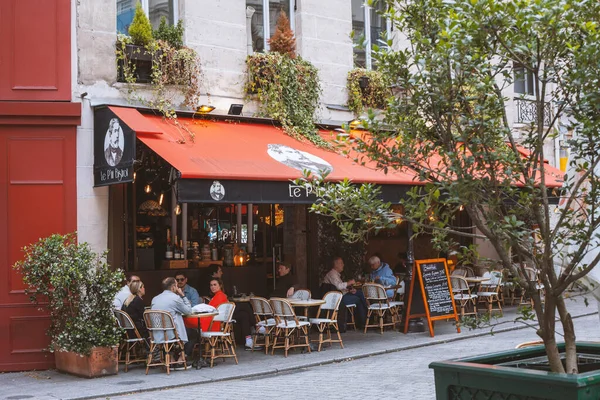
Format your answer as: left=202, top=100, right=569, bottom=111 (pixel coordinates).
left=199, top=264, right=224, bottom=296
left=369, top=255, right=397, bottom=298
left=113, top=274, right=140, bottom=309
left=270, top=262, right=297, bottom=298
left=198, top=278, right=228, bottom=333
left=323, top=257, right=368, bottom=329
left=121, top=280, right=148, bottom=339
left=151, top=277, right=194, bottom=369
left=175, top=272, right=200, bottom=307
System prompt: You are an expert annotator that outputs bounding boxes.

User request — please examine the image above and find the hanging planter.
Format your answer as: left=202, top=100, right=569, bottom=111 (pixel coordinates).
left=347, top=68, right=390, bottom=115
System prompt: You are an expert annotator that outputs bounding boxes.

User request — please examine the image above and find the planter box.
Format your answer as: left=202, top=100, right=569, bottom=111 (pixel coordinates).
left=430, top=342, right=600, bottom=400
left=117, top=43, right=153, bottom=84
left=54, top=346, right=118, bottom=378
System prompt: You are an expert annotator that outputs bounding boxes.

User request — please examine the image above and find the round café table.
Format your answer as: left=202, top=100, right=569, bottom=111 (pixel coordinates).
left=183, top=312, right=218, bottom=369
left=288, top=298, right=326, bottom=318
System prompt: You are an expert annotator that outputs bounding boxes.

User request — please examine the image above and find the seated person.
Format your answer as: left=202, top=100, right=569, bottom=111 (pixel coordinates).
left=368, top=255, right=397, bottom=298
left=270, top=262, right=297, bottom=298
left=113, top=274, right=140, bottom=309
left=121, top=280, right=148, bottom=338
left=394, top=252, right=409, bottom=276
left=199, top=278, right=228, bottom=332
left=199, top=264, right=223, bottom=296
left=175, top=272, right=200, bottom=307
left=151, top=277, right=194, bottom=368
left=323, top=257, right=368, bottom=328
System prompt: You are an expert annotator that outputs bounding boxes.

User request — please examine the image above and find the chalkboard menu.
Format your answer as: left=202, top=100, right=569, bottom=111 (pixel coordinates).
left=403, top=258, right=460, bottom=337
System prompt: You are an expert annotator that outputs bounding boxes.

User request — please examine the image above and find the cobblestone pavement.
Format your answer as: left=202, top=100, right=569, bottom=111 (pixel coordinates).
left=107, top=312, right=600, bottom=400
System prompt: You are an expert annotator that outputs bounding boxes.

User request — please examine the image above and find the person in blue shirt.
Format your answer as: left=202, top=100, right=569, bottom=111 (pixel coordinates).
left=368, top=255, right=397, bottom=298
left=175, top=272, right=201, bottom=307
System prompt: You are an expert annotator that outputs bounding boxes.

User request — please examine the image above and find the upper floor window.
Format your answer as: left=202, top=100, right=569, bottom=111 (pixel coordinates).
left=352, top=0, right=389, bottom=70
left=246, top=0, right=295, bottom=53
left=117, top=0, right=179, bottom=35
left=514, top=62, right=535, bottom=96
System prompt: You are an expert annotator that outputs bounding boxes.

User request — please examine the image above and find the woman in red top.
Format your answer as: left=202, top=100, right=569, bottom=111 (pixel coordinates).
left=200, top=278, right=228, bottom=332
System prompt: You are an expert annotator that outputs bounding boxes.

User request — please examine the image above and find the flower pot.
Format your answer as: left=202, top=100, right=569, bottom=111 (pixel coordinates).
left=117, top=43, right=153, bottom=84
left=429, top=342, right=600, bottom=399
left=54, top=346, right=118, bottom=378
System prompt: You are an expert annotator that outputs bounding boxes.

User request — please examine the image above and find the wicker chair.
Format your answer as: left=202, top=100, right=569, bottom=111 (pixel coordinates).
left=270, top=298, right=311, bottom=357
left=450, top=276, right=478, bottom=318
left=291, top=289, right=312, bottom=321
left=309, top=291, right=344, bottom=352
left=362, top=283, right=400, bottom=334
left=249, top=296, right=276, bottom=354
left=520, top=267, right=545, bottom=306
left=345, top=303, right=357, bottom=331
left=477, top=271, right=503, bottom=316
left=201, top=302, right=238, bottom=367
left=143, top=310, right=187, bottom=375
left=113, top=309, right=147, bottom=372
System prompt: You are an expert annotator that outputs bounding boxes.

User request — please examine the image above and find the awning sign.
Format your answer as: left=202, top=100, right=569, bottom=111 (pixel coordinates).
left=93, top=107, right=135, bottom=187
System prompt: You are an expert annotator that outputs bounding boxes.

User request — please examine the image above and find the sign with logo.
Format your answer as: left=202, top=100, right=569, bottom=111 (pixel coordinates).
left=267, top=144, right=333, bottom=176
left=93, top=107, right=135, bottom=187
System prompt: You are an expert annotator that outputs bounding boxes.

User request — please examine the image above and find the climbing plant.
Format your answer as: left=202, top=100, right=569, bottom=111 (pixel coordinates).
left=346, top=68, right=389, bottom=115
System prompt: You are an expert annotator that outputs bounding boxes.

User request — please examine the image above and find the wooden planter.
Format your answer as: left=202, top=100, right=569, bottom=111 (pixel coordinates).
left=117, top=43, right=153, bottom=84
left=429, top=342, right=600, bottom=399
left=54, top=346, right=118, bottom=378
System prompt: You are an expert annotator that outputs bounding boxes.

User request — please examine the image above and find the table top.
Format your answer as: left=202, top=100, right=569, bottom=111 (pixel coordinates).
left=288, top=299, right=326, bottom=307
left=231, top=296, right=251, bottom=302
left=183, top=312, right=219, bottom=319
left=464, top=276, right=490, bottom=283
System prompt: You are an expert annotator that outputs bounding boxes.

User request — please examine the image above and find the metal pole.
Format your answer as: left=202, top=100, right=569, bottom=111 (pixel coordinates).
left=171, top=187, right=177, bottom=246
left=182, top=203, right=188, bottom=257
left=247, top=203, right=253, bottom=253
left=236, top=203, right=242, bottom=246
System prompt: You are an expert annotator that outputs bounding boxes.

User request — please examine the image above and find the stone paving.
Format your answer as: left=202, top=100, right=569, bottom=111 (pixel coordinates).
left=0, top=294, right=596, bottom=400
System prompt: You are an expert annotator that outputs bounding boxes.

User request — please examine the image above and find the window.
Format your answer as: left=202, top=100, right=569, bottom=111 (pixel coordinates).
left=352, top=0, right=389, bottom=69
left=514, top=62, right=535, bottom=95
left=116, top=0, right=179, bottom=35
left=246, top=0, right=295, bottom=53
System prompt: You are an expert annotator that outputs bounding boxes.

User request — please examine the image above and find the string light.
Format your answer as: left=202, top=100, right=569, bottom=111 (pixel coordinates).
left=459, top=205, right=464, bottom=211
left=133, top=172, right=136, bottom=183
left=144, top=184, right=152, bottom=193
left=158, top=192, right=164, bottom=206
left=175, top=204, right=182, bottom=215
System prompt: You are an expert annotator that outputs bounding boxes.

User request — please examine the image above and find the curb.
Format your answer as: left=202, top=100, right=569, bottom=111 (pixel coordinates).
left=77, top=311, right=598, bottom=400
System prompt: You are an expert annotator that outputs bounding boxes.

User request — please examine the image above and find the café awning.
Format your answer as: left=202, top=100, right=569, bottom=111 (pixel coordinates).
left=106, top=106, right=420, bottom=204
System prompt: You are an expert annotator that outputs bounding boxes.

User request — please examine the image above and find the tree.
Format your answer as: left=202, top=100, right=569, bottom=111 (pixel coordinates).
left=128, top=1, right=153, bottom=47
left=298, top=0, right=600, bottom=373
left=269, top=12, right=296, bottom=58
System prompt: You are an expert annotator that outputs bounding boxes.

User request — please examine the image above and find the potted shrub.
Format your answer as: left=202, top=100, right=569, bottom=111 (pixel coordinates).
left=13, top=233, right=124, bottom=378
left=117, top=1, right=154, bottom=83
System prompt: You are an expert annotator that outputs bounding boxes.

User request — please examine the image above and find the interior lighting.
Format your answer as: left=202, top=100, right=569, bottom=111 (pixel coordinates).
left=196, top=105, right=215, bottom=114
left=175, top=204, right=182, bottom=216
left=144, top=184, right=152, bottom=193
left=158, top=192, right=164, bottom=206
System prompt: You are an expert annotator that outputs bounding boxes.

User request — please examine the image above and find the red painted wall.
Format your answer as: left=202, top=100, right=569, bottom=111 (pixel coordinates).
left=0, top=0, right=72, bottom=101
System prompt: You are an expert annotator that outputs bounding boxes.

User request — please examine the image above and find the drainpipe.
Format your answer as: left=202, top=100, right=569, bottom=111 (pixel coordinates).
left=246, top=6, right=255, bottom=56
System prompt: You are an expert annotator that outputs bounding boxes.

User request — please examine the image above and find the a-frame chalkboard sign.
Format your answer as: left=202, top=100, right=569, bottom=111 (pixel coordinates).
left=403, top=258, right=460, bottom=337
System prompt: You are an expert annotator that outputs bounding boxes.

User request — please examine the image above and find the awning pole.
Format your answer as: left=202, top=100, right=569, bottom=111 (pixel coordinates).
left=182, top=203, right=188, bottom=257
left=236, top=203, right=242, bottom=246
left=171, top=187, right=177, bottom=246
left=247, top=203, right=253, bottom=253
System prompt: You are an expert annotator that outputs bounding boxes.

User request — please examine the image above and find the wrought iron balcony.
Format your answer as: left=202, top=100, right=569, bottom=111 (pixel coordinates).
left=515, top=98, right=552, bottom=126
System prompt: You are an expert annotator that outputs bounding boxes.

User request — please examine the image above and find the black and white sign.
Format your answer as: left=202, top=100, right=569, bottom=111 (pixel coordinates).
left=267, top=144, right=333, bottom=175
left=209, top=180, right=225, bottom=201
left=93, top=107, right=135, bottom=187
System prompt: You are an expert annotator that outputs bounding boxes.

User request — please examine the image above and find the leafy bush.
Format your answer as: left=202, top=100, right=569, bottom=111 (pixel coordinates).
left=347, top=68, right=389, bottom=115
left=13, top=233, right=124, bottom=356
left=153, top=16, right=184, bottom=49
left=128, top=1, right=153, bottom=47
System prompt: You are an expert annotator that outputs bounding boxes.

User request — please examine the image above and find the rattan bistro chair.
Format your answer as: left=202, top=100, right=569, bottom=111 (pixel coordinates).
left=249, top=296, right=276, bottom=354
left=309, top=291, right=344, bottom=352
left=362, top=283, right=400, bottom=334
left=113, top=309, right=148, bottom=372
left=143, top=310, right=187, bottom=375
left=477, top=271, right=503, bottom=317
left=201, top=302, right=238, bottom=368
left=450, top=276, right=478, bottom=318
left=270, top=298, right=311, bottom=357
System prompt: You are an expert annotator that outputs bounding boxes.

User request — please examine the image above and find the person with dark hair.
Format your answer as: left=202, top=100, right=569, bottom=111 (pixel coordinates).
left=151, top=277, right=194, bottom=370
left=113, top=274, right=140, bottom=309
left=175, top=272, right=200, bottom=306
left=395, top=252, right=409, bottom=276
left=199, top=264, right=223, bottom=296
left=270, top=262, right=297, bottom=298
left=323, top=257, right=368, bottom=328
left=122, top=280, right=148, bottom=338
left=199, top=278, right=228, bottom=332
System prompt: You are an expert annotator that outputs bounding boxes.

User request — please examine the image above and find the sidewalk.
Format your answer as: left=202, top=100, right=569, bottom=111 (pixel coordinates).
left=0, top=294, right=595, bottom=400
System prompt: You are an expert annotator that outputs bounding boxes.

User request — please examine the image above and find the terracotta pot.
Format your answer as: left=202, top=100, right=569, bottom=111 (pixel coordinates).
left=54, top=346, right=118, bottom=378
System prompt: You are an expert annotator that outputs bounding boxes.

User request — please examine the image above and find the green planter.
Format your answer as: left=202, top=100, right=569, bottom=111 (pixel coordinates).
left=429, top=342, right=600, bottom=400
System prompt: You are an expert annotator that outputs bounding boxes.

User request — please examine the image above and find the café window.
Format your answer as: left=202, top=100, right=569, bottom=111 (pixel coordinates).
left=117, top=0, right=179, bottom=35
left=246, top=0, right=295, bottom=53
left=352, top=0, right=389, bottom=70
left=514, top=62, right=535, bottom=96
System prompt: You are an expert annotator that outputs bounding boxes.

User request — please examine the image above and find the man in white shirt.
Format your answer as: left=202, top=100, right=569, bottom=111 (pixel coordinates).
left=113, top=274, right=140, bottom=309
left=323, top=257, right=367, bottom=328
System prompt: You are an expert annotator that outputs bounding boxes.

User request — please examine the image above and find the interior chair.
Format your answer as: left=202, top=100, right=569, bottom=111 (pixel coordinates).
left=249, top=296, right=276, bottom=354
left=113, top=309, right=148, bottom=372
left=270, top=298, right=311, bottom=357
left=309, top=291, right=344, bottom=352
left=362, top=283, right=400, bottom=334
left=477, top=271, right=503, bottom=316
left=143, top=310, right=187, bottom=375
left=450, top=276, right=478, bottom=318
left=201, top=302, right=238, bottom=368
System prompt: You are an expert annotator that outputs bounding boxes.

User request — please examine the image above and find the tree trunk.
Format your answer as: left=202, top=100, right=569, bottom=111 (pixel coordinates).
left=556, top=295, right=578, bottom=373
left=538, top=294, right=566, bottom=373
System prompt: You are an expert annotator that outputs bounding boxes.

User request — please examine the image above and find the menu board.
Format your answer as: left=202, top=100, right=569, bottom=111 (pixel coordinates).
left=403, top=258, right=459, bottom=337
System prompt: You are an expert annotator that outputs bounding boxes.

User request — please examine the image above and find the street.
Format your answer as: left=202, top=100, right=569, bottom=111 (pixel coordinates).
left=106, top=313, right=600, bottom=400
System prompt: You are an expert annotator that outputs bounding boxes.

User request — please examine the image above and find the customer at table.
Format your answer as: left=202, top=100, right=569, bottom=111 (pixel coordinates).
left=198, top=278, right=228, bottom=332
left=175, top=272, right=200, bottom=306
left=199, top=264, right=223, bottom=296
left=270, top=262, right=297, bottom=298
left=121, top=280, right=148, bottom=339
left=323, top=257, right=367, bottom=328
left=369, top=255, right=396, bottom=298
left=151, top=277, right=194, bottom=368
left=113, top=274, right=140, bottom=309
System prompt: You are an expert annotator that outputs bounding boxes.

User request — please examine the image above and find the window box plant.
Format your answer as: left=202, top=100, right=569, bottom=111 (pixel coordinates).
left=346, top=68, right=389, bottom=115
left=13, top=233, right=124, bottom=378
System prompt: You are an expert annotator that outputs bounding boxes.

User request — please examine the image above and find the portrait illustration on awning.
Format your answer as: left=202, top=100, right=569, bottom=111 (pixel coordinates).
left=267, top=144, right=333, bottom=175
left=210, top=180, right=225, bottom=201
left=104, top=118, right=125, bottom=167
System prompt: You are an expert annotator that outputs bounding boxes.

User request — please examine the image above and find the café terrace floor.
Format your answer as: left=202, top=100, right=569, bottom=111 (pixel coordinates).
left=0, top=292, right=596, bottom=400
